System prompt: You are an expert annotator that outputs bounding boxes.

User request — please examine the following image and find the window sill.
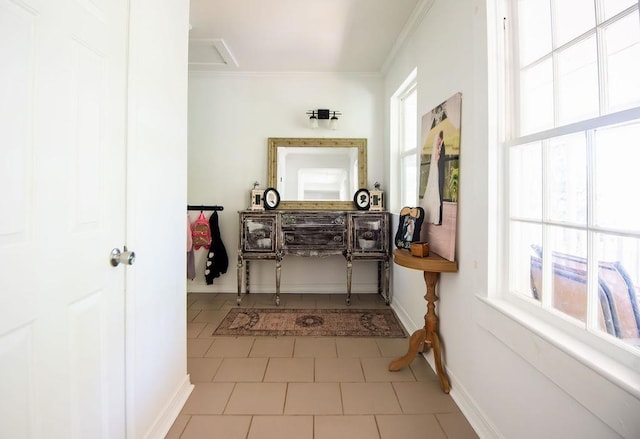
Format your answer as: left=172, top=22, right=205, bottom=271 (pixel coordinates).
left=474, top=295, right=640, bottom=438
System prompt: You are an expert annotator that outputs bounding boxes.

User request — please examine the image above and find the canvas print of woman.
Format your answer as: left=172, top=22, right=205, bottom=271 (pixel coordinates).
left=418, top=93, right=462, bottom=261
left=423, top=129, right=446, bottom=225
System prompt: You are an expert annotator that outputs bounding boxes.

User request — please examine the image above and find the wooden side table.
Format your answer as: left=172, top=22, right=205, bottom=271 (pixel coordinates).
left=389, top=249, right=458, bottom=393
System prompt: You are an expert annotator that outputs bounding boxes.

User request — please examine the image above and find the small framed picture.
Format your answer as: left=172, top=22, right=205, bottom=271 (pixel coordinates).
left=353, top=188, right=370, bottom=210
left=394, top=206, right=425, bottom=249
left=369, top=190, right=384, bottom=211
left=251, top=189, right=265, bottom=210
left=263, top=187, right=281, bottom=210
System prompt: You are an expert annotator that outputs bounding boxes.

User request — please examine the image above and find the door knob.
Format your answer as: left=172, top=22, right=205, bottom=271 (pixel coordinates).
left=110, top=246, right=135, bottom=267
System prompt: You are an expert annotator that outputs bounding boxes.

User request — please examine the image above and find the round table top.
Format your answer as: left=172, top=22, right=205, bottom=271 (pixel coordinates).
left=393, top=249, right=458, bottom=273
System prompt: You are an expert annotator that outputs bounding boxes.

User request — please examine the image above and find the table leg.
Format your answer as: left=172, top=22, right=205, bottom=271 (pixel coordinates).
left=275, top=254, right=282, bottom=306
left=430, top=330, right=451, bottom=393
left=383, top=258, right=390, bottom=305
left=236, top=256, right=243, bottom=305
left=388, top=328, right=426, bottom=371
left=345, top=253, right=352, bottom=306
left=388, top=270, right=451, bottom=393
left=423, top=271, right=451, bottom=392
left=245, top=261, right=251, bottom=295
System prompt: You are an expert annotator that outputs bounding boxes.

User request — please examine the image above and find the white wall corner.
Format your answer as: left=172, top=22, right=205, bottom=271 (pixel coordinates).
left=390, top=301, right=423, bottom=335
left=446, top=363, right=503, bottom=439
left=142, top=375, right=194, bottom=439
left=380, top=0, right=436, bottom=75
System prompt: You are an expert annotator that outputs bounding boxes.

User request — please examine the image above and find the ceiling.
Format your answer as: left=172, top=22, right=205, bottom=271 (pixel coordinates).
left=188, top=0, right=427, bottom=73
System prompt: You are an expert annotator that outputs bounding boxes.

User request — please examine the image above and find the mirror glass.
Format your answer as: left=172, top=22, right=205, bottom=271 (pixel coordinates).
left=268, top=138, right=367, bottom=210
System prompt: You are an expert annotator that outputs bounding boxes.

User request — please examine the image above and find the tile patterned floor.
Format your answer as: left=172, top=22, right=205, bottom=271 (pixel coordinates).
left=166, top=293, right=479, bottom=439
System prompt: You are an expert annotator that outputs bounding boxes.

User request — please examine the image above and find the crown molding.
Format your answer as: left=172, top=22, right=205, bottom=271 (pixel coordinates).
left=188, top=70, right=383, bottom=79
left=380, top=0, right=435, bottom=75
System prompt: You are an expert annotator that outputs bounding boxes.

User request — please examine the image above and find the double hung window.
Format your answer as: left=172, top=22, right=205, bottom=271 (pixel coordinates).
left=397, top=83, right=418, bottom=208
left=504, top=0, right=640, bottom=355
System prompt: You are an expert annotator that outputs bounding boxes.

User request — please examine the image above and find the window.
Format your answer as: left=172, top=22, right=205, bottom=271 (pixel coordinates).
left=392, top=72, right=418, bottom=209
left=504, top=0, right=640, bottom=357
left=399, top=85, right=418, bottom=207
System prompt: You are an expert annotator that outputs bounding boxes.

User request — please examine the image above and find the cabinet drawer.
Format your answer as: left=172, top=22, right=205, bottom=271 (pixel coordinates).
left=282, top=227, right=346, bottom=249
left=281, top=213, right=346, bottom=227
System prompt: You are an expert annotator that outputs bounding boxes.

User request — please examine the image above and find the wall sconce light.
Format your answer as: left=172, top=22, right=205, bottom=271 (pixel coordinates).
left=307, top=109, right=341, bottom=130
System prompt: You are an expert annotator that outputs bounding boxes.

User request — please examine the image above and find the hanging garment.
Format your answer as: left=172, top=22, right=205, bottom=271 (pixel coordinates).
left=205, top=211, right=229, bottom=284
left=187, top=248, right=196, bottom=280
left=187, top=214, right=195, bottom=280
left=187, top=214, right=193, bottom=252
left=192, top=212, right=212, bottom=250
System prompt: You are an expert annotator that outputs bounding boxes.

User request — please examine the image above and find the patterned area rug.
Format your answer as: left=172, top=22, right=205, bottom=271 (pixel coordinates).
left=213, top=308, right=407, bottom=337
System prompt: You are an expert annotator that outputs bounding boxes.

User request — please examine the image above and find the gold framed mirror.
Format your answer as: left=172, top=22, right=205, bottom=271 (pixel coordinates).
left=267, top=137, right=367, bottom=210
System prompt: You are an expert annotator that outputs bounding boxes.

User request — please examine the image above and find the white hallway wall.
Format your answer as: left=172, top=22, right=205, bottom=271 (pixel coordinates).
left=187, top=73, right=385, bottom=294
left=126, top=0, right=192, bottom=437
left=385, top=1, right=639, bottom=438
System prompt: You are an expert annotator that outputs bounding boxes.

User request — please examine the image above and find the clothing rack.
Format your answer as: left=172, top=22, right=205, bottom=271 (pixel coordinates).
left=187, top=204, right=224, bottom=211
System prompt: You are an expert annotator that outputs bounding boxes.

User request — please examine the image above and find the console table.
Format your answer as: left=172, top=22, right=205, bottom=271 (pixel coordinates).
left=388, top=248, right=458, bottom=393
left=237, top=210, right=390, bottom=306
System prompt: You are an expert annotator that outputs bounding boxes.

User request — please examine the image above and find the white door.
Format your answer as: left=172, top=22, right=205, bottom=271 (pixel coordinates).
left=0, top=0, right=129, bottom=437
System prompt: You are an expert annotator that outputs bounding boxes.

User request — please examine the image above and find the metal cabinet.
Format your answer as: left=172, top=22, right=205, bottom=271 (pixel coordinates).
left=237, top=210, right=390, bottom=306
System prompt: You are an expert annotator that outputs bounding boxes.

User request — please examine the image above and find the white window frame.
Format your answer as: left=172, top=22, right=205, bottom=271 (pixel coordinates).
left=493, top=0, right=640, bottom=396
left=399, top=83, right=418, bottom=207
left=390, top=68, right=418, bottom=212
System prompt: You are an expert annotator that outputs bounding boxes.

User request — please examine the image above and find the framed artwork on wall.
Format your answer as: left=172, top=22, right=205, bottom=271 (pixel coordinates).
left=418, top=92, right=462, bottom=261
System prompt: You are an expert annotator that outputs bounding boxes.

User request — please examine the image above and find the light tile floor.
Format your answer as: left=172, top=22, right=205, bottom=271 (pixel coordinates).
left=166, top=293, right=479, bottom=439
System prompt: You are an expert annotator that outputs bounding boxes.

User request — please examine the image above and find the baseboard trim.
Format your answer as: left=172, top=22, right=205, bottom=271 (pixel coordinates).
left=187, top=283, right=382, bottom=294
left=142, top=374, right=194, bottom=439
left=444, top=360, right=501, bottom=438
left=390, top=301, right=422, bottom=334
